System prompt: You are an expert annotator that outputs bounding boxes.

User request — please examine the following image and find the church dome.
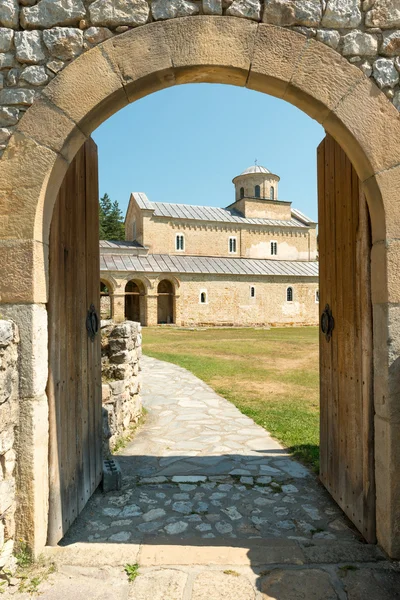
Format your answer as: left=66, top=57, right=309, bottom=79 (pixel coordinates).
left=240, top=165, right=271, bottom=175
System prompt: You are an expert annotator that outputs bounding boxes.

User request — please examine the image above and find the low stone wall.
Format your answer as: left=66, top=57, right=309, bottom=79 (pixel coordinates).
left=101, top=321, right=142, bottom=455
left=0, top=320, right=19, bottom=573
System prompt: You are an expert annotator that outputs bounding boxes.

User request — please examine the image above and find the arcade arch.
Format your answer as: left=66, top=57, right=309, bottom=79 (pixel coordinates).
left=0, top=17, right=399, bottom=558
left=125, top=279, right=146, bottom=325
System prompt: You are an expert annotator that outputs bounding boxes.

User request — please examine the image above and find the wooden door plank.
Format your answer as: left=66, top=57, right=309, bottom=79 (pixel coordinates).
left=85, top=138, right=103, bottom=492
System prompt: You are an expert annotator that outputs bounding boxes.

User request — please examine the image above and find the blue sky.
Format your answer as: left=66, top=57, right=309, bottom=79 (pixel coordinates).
left=92, top=84, right=324, bottom=222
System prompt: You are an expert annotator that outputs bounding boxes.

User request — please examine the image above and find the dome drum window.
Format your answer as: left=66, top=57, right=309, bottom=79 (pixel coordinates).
left=270, top=241, right=278, bottom=256
left=255, top=185, right=261, bottom=198
left=240, top=187, right=244, bottom=199
left=270, top=186, right=275, bottom=200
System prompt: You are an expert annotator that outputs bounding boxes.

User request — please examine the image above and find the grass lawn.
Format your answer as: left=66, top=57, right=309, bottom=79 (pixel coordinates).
left=142, top=326, right=320, bottom=472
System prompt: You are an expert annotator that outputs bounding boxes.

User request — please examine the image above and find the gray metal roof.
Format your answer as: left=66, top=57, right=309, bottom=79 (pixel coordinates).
left=100, top=240, right=144, bottom=248
left=240, top=165, right=271, bottom=175
left=100, top=253, right=319, bottom=278
left=132, top=193, right=314, bottom=228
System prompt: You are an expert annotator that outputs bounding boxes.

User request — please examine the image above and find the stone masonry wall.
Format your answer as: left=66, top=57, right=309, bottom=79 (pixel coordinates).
left=0, top=1, right=400, bottom=158
left=0, top=320, right=19, bottom=574
left=101, top=320, right=142, bottom=456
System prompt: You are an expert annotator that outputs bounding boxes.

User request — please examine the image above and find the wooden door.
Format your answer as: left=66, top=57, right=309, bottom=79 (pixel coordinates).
left=318, top=134, right=375, bottom=543
left=47, top=138, right=102, bottom=545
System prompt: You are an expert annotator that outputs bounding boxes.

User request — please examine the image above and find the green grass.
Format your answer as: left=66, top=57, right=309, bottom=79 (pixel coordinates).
left=142, top=326, right=320, bottom=472
left=125, top=563, right=140, bottom=582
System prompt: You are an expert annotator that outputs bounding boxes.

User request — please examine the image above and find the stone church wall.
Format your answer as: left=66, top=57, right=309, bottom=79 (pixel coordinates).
left=101, top=320, right=142, bottom=455
left=143, top=215, right=317, bottom=259
left=0, top=1, right=400, bottom=159
left=0, top=320, right=19, bottom=573
left=178, top=275, right=319, bottom=326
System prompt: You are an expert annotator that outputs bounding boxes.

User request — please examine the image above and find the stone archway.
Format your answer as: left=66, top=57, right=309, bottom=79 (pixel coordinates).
left=1, top=17, right=400, bottom=558
left=125, top=279, right=146, bottom=325
left=100, top=279, right=114, bottom=320
left=157, top=279, right=175, bottom=324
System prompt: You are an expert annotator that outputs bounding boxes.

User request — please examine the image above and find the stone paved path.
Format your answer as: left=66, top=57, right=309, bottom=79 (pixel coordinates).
left=6, top=356, right=400, bottom=599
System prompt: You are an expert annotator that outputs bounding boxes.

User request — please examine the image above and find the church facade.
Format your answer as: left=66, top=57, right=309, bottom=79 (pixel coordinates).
left=100, top=165, right=319, bottom=327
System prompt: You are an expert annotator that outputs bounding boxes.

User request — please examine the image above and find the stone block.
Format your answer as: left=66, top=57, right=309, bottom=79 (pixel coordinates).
left=366, top=0, right=400, bottom=29
left=0, top=304, right=48, bottom=398
left=43, top=27, right=84, bottom=61
left=0, top=321, right=15, bottom=348
left=21, top=0, right=86, bottom=29
left=287, top=37, right=364, bottom=123
left=0, top=0, right=19, bottom=29
left=0, top=479, right=14, bottom=514
left=101, top=383, right=110, bottom=402
left=14, top=31, right=46, bottom=64
left=322, top=0, right=362, bottom=28
left=247, top=24, right=307, bottom=98
left=260, top=569, right=338, bottom=599
left=0, top=28, right=13, bottom=53
left=109, top=379, right=125, bottom=396
left=90, top=0, right=149, bottom=27
left=324, top=76, right=400, bottom=182
left=0, top=427, right=14, bottom=454
left=42, top=45, right=128, bottom=135
left=263, top=0, right=321, bottom=27
left=102, top=458, right=122, bottom=492
left=152, top=0, right=199, bottom=20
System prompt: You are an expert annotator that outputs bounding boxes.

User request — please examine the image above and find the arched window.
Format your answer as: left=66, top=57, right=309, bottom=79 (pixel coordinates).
left=270, top=241, right=278, bottom=256
left=229, top=236, right=237, bottom=254
left=176, top=234, right=184, bottom=251
left=255, top=185, right=261, bottom=198
left=200, top=290, right=207, bottom=304
left=270, top=186, right=274, bottom=200
left=240, top=187, right=244, bottom=199
left=287, top=287, right=293, bottom=302
left=250, top=286, right=255, bottom=298
left=315, top=289, right=319, bottom=303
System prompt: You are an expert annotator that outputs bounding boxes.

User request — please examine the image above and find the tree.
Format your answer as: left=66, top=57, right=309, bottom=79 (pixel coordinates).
left=99, top=193, right=125, bottom=240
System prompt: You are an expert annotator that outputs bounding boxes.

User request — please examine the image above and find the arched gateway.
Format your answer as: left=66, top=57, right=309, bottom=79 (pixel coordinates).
left=1, top=16, right=400, bottom=559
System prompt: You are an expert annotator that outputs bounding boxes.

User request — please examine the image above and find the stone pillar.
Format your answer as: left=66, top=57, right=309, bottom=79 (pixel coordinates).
left=174, top=293, right=182, bottom=326
left=112, top=294, right=125, bottom=323
left=147, top=295, right=158, bottom=326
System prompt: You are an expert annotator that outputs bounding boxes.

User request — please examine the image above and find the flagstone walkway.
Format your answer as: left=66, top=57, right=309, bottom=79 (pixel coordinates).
left=8, top=356, right=400, bottom=599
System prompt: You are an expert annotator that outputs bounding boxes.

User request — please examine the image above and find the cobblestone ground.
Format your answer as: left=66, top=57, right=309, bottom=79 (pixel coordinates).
left=62, top=356, right=364, bottom=546
left=7, top=356, right=400, bottom=599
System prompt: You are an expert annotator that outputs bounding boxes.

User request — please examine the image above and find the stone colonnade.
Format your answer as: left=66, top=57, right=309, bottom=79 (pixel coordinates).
left=100, top=275, right=180, bottom=325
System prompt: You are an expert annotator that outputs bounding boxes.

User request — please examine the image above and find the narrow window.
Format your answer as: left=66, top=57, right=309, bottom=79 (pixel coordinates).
left=200, top=290, right=207, bottom=304
left=250, top=286, right=255, bottom=298
left=287, top=287, right=293, bottom=302
left=229, top=237, right=237, bottom=254
left=270, top=186, right=274, bottom=200
left=270, top=241, right=278, bottom=256
left=255, top=185, right=261, bottom=198
left=132, top=219, right=137, bottom=240
left=315, top=289, right=319, bottom=303
left=176, top=234, right=184, bottom=251
left=240, top=187, right=244, bottom=199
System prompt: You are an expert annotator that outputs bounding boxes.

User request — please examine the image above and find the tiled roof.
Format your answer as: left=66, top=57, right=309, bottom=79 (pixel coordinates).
left=100, top=253, right=319, bottom=277
left=132, top=193, right=316, bottom=227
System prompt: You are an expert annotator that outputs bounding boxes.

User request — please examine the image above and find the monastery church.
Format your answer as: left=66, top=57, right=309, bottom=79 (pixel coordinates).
left=100, top=164, right=319, bottom=327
